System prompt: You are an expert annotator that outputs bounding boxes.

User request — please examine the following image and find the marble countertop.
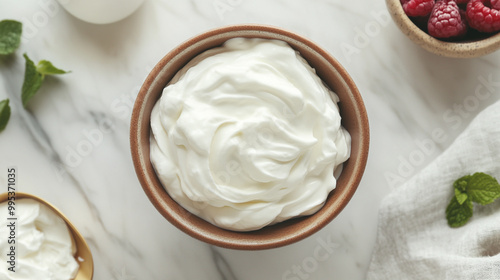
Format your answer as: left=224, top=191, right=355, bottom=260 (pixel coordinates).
left=1, top=0, right=499, bottom=279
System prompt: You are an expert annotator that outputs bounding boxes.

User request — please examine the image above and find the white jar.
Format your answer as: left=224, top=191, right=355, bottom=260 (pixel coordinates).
left=57, top=0, right=146, bottom=24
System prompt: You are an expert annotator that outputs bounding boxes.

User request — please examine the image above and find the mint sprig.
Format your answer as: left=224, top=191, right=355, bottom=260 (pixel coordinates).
left=0, top=19, right=69, bottom=135
left=0, top=99, right=11, bottom=132
left=21, top=53, right=69, bottom=107
left=0, top=20, right=22, bottom=55
left=446, top=172, right=500, bottom=228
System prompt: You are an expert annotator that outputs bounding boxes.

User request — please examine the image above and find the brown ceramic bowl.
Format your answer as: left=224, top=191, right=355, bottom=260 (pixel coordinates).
left=387, top=0, right=500, bottom=58
left=130, top=24, right=369, bottom=250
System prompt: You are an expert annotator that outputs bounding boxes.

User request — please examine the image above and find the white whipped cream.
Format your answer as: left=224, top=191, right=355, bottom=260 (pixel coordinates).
left=150, top=38, right=351, bottom=231
left=0, top=199, right=79, bottom=280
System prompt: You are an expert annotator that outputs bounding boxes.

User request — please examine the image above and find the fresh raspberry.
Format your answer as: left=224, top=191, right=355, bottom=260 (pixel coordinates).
left=401, top=0, right=436, bottom=17
left=466, top=0, right=500, bottom=33
left=428, top=0, right=468, bottom=38
left=492, top=0, right=500, bottom=10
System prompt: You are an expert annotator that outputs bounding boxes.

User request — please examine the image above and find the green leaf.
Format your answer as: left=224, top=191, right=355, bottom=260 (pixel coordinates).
left=36, top=60, right=69, bottom=76
left=0, top=20, right=22, bottom=55
left=0, top=99, right=11, bottom=132
left=454, top=188, right=468, bottom=205
left=466, top=172, right=500, bottom=205
left=446, top=196, right=473, bottom=228
left=453, top=175, right=470, bottom=193
left=21, top=53, right=44, bottom=107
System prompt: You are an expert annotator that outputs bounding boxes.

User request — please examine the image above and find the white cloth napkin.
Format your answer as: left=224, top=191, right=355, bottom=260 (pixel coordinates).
left=367, top=100, right=500, bottom=280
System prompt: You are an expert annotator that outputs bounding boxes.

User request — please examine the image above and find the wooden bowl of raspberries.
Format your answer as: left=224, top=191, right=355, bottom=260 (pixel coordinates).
left=387, top=0, right=500, bottom=57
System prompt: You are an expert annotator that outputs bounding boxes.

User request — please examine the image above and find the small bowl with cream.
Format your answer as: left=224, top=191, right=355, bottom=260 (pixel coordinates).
left=0, top=192, right=93, bottom=279
left=130, top=24, right=369, bottom=250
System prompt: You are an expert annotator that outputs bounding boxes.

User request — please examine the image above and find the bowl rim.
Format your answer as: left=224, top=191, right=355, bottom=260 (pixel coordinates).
left=386, top=0, right=500, bottom=58
left=130, top=24, right=370, bottom=250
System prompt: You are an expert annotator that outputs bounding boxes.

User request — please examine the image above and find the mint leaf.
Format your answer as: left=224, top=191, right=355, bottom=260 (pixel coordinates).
left=453, top=175, right=470, bottom=193
left=446, top=196, right=473, bottom=228
left=454, top=188, right=468, bottom=205
left=0, top=99, right=11, bottom=132
left=0, top=20, right=22, bottom=55
left=21, top=54, right=69, bottom=107
left=466, top=172, right=500, bottom=205
left=37, top=60, right=69, bottom=75
left=21, top=53, right=44, bottom=107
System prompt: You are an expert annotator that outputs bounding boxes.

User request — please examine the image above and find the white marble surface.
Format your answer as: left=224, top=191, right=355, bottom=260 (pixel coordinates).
left=1, top=0, right=499, bottom=279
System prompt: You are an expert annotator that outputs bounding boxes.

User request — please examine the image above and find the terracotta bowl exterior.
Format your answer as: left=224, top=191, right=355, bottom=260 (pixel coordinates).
left=386, top=0, right=500, bottom=58
left=130, top=24, right=370, bottom=250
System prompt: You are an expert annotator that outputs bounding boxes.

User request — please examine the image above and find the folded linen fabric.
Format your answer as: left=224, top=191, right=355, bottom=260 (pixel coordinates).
left=367, top=100, right=500, bottom=280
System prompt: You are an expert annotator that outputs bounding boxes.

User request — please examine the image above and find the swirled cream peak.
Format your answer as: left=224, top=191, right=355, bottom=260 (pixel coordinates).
left=150, top=38, right=350, bottom=231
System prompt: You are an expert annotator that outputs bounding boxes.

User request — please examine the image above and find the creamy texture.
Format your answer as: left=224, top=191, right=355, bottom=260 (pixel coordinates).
left=150, top=38, right=351, bottom=231
left=0, top=199, right=79, bottom=280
